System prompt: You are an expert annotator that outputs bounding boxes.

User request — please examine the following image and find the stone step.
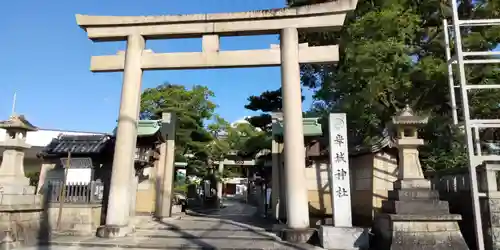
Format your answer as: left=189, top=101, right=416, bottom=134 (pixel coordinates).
left=52, top=231, right=92, bottom=237
left=135, top=226, right=270, bottom=232
left=51, top=225, right=95, bottom=237
left=388, top=189, right=440, bottom=201
left=42, top=242, right=269, bottom=250
left=382, top=200, right=450, bottom=214
left=133, top=230, right=279, bottom=240
left=42, top=235, right=291, bottom=250
left=0, top=194, right=41, bottom=205
left=0, top=185, right=35, bottom=195
left=133, top=228, right=277, bottom=240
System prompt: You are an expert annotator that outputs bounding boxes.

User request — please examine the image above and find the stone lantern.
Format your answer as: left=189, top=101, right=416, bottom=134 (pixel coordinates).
left=371, top=105, right=468, bottom=250
left=0, top=114, right=40, bottom=205
left=391, top=104, right=430, bottom=190
left=0, top=115, right=43, bottom=248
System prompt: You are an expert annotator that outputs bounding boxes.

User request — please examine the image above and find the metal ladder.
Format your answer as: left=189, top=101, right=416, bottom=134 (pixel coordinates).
left=444, top=1, right=500, bottom=249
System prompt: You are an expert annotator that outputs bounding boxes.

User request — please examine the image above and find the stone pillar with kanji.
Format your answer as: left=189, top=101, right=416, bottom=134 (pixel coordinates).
left=372, top=105, right=468, bottom=250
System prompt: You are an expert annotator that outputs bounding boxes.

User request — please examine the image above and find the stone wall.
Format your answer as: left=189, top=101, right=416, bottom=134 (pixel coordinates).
left=0, top=204, right=102, bottom=247
left=47, top=204, right=103, bottom=235
left=427, top=165, right=500, bottom=250
left=482, top=195, right=500, bottom=250
left=0, top=207, right=43, bottom=247
left=371, top=152, right=398, bottom=216
left=307, top=151, right=398, bottom=226
left=350, top=154, right=374, bottom=226
left=136, top=179, right=155, bottom=215
left=426, top=168, right=475, bottom=249
left=306, top=161, right=332, bottom=216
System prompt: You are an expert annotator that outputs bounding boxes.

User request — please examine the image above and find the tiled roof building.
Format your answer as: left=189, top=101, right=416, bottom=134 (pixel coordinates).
left=38, top=134, right=113, bottom=158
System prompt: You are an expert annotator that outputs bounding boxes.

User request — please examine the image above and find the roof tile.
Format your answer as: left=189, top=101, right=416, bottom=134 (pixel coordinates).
left=40, top=134, right=112, bottom=156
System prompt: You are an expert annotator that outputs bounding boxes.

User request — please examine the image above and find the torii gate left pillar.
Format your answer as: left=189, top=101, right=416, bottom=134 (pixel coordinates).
left=96, top=34, right=144, bottom=238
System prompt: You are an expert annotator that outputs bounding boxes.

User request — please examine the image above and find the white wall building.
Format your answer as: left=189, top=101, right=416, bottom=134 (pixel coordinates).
left=0, top=128, right=103, bottom=174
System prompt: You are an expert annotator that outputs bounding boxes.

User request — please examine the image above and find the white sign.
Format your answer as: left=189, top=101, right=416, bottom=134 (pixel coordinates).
left=214, top=159, right=256, bottom=166
left=66, top=168, right=92, bottom=184
left=60, top=157, right=93, bottom=185
left=328, top=113, right=352, bottom=227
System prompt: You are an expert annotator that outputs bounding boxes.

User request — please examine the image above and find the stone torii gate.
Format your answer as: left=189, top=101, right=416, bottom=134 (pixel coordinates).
left=75, top=0, right=357, bottom=241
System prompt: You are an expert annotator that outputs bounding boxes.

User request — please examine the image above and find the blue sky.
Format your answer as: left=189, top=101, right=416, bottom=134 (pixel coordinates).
left=0, top=0, right=316, bottom=133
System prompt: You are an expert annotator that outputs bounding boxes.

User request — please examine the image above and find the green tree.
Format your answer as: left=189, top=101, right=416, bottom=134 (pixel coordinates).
left=140, top=83, right=216, bottom=175
left=231, top=122, right=271, bottom=156
left=244, top=88, right=306, bottom=132
left=244, top=88, right=283, bottom=132
left=289, top=0, right=500, bottom=170
left=207, top=116, right=269, bottom=179
left=207, top=115, right=232, bottom=163
left=207, top=116, right=270, bottom=160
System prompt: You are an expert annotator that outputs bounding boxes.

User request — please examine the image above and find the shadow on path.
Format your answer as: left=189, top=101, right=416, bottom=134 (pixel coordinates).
left=182, top=200, right=316, bottom=250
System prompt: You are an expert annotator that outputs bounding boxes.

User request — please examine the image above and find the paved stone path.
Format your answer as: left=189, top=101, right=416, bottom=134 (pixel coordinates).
left=18, top=201, right=324, bottom=250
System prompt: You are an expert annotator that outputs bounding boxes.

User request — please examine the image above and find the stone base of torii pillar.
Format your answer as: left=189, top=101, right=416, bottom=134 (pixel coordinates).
left=371, top=106, right=468, bottom=250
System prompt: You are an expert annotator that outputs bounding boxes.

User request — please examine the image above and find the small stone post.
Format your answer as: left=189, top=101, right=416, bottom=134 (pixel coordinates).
left=154, top=143, right=167, bottom=218
left=1, top=230, right=17, bottom=250
left=158, top=113, right=177, bottom=218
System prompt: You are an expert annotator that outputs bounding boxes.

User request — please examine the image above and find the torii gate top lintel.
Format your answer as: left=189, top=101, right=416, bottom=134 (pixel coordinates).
left=75, top=0, right=357, bottom=41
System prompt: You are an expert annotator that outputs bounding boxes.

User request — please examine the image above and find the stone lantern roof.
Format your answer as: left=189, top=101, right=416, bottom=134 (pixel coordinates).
left=0, top=114, right=38, bottom=131
left=391, top=104, right=428, bottom=126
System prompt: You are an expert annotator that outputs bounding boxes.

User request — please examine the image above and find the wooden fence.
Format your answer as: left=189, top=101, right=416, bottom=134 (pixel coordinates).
left=45, top=180, right=104, bottom=204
